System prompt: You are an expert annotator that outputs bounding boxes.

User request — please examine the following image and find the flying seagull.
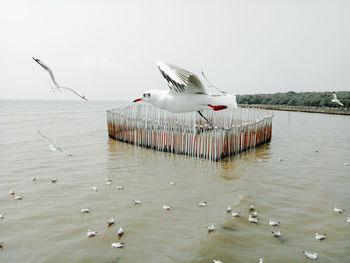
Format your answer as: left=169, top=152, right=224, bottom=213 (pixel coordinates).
left=37, top=130, right=72, bottom=156
left=133, top=60, right=237, bottom=127
left=32, top=57, right=88, bottom=101
left=332, top=92, right=344, bottom=106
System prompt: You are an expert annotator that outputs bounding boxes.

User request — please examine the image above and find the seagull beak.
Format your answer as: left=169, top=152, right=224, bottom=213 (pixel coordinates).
left=133, top=98, right=142, bottom=103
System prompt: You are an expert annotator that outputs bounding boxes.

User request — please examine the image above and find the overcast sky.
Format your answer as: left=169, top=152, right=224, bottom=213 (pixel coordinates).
left=1, top=0, right=350, bottom=100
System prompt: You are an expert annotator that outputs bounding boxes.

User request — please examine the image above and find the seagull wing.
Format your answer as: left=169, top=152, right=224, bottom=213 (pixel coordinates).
left=157, top=60, right=208, bottom=95
left=32, top=57, right=59, bottom=87
left=37, top=129, right=54, bottom=144
left=37, top=130, right=72, bottom=156
left=60, top=86, right=88, bottom=100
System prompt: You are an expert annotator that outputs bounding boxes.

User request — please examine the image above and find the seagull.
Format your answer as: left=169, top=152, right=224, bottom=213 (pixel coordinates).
left=269, top=220, right=280, bottom=226
left=105, top=178, right=112, bottom=182
left=272, top=230, right=281, bottom=237
left=37, top=130, right=72, bottom=156
left=105, top=181, right=111, bottom=185
left=334, top=207, right=345, bottom=213
left=107, top=217, right=115, bottom=226
left=133, top=60, right=237, bottom=127
left=81, top=208, right=90, bottom=213
left=198, top=201, right=207, bottom=207
left=278, top=158, right=283, bottom=161
left=134, top=199, right=142, bottom=204
left=0, top=214, right=4, bottom=220
left=251, top=210, right=258, bottom=217
left=163, top=204, right=172, bottom=210
left=87, top=229, right=97, bottom=238
left=331, top=92, right=344, bottom=107
left=32, top=57, right=88, bottom=101
left=0, top=241, right=4, bottom=248
left=207, top=224, right=216, bottom=232
left=212, top=260, right=223, bottom=263
left=92, top=186, right=98, bottom=191
left=31, top=176, right=38, bottom=181
left=347, top=217, right=350, bottom=223
left=302, top=251, right=318, bottom=260
left=9, top=190, right=15, bottom=195
left=232, top=211, right=241, bottom=217
left=14, top=195, right=23, bottom=200
left=51, top=178, right=57, bottom=183
left=116, top=185, right=124, bottom=190
left=169, top=181, right=175, bottom=185
left=314, top=148, right=319, bottom=153
left=315, top=233, right=326, bottom=240
left=259, top=259, right=263, bottom=263
left=249, top=205, right=255, bottom=211
left=226, top=205, right=232, bottom=213
left=111, top=242, right=124, bottom=248
left=249, top=214, right=258, bottom=223
left=118, top=226, right=124, bottom=237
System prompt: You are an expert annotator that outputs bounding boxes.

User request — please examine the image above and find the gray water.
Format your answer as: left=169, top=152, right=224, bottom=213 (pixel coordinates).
left=0, top=100, right=349, bottom=263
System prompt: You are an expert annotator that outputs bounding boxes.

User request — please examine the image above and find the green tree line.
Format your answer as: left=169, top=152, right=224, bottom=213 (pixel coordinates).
left=236, top=91, right=350, bottom=108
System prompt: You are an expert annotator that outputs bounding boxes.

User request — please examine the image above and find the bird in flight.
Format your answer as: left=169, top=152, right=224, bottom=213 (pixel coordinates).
left=37, top=129, right=72, bottom=156
left=133, top=60, right=237, bottom=126
left=331, top=92, right=343, bottom=107
left=32, top=57, right=88, bottom=101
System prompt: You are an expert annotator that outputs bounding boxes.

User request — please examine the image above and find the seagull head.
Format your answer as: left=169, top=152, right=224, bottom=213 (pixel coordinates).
left=133, top=90, right=152, bottom=103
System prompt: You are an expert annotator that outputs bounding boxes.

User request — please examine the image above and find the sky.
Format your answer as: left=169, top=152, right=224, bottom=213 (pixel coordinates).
left=1, top=0, right=350, bottom=101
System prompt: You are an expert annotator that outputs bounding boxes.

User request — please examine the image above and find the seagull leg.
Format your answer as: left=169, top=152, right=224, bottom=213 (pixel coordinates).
left=197, top=111, right=214, bottom=129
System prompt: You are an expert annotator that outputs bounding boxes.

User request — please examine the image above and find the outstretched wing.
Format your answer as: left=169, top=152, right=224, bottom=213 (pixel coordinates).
left=32, top=57, right=58, bottom=87
left=156, top=60, right=208, bottom=95
left=37, top=129, right=54, bottom=144
left=37, top=130, right=72, bottom=156
left=60, top=86, right=88, bottom=101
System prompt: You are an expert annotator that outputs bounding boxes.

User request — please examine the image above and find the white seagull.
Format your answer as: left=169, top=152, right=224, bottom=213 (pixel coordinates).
left=107, top=217, right=115, bottom=226
left=163, top=204, right=172, bottom=210
left=251, top=210, right=258, bottom=217
left=226, top=205, right=232, bottom=213
left=259, top=259, right=263, bottom=263
left=334, top=207, right=345, bottom=213
left=14, top=195, right=23, bottom=200
left=116, top=185, right=124, bottom=190
left=347, top=217, right=350, bottom=223
left=232, top=211, right=241, bottom=217
left=331, top=92, right=344, bottom=106
left=0, top=241, right=4, bottom=248
left=92, top=186, right=98, bottom=191
left=31, top=176, right=38, bottom=181
left=315, top=233, right=326, bottom=240
left=249, top=205, right=255, bottom=211
left=118, top=226, right=124, bottom=237
left=9, top=190, right=15, bottom=195
left=32, top=57, right=88, bottom=101
left=133, top=60, right=237, bottom=126
left=269, top=220, right=280, bottom=226
left=134, top=199, right=142, bottom=204
left=37, top=130, right=72, bottom=156
left=81, top=208, right=90, bottom=214
left=272, top=230, right=281, bottom=237
left=87, top=229, right=97, bottom=238
left=51, top=178, right=57, bottom=183
left=169, top=181, right=175, bottom=185
left=0, top=214, right=4, bottom=220
left=212, top=260, right=223, bottom=263
left=302, top=251, right=318, bottom=260
left=249, top=214, right=258, bottom=223
left=198, top=201, right=207, bottom=207
left=207, top=224, right=216, bottom=232
left=111, top=242, right=124, bottom=248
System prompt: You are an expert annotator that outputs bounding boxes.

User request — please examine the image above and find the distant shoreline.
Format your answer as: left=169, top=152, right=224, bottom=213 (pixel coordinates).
left=239, top=104, right=350, bottom=116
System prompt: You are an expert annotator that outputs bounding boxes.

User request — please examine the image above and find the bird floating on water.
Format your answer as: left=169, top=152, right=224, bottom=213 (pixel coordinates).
left=212, top=260, right=223, bottom=263
left=14, top=195, right=23, bottom=200
left=32, top=57, right=87, bottom=101
left=31, top=177, right=38, bottom=181
left=331, top=92, right=344, bottom=107
left=87, top=230, right=97, bottom=238
left=232, top=211, right=241, bottom=217
left=116, top=185, right=124, bottom=190
left=112, top=242, right=124, bottom=248
left=81, top=208, right=90, bottom=213
left=226, top=205, right=232, bottom=213
left=199, top=201, right=207, bottom=207
left=334, top=207, right=345, bottom=213
left=133, top=60, right=237, bottom=127
left=259, top=259, right=263, bottom=263
left=37, top=130, right=72, bottom=156
left=105, top=178, right=112, bottom=182
left=269, top=220, right=280, bottom=226
left=315, top=233, right=326, bottom=240
left=134, top=199, right=142, bottom=204
left=118, top=226, right=124, bottom=237
left=163, top=204, right=172, bottom=210
left=249, top=205, right=255, bottom=211
left=51, top=178, right=57, bottom=183
left=92, top=186, right=98, bottom=191
left=9, top=190, right=15, bottom=195
left=0, top=214, right=4, bottom=220
left=347, top=217, right=350, bottom=223
left=251, top=210, right=258, bottom=217
left=107, top=217, right=115, bottom=226
left=169, top=181, right=175, bottom=185
left=207, top=224, right=216, bottom=232
left=0, top=241, right=4, bottom=248
left=302, top=251, right=318, bottom=260
left=249, top=214, right=258, bottom=223
left=272, top=230, right=281, bottom=237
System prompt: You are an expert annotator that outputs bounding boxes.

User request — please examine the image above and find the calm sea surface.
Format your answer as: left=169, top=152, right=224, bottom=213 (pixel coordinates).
left=0, top=100, right=349, bottom=263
